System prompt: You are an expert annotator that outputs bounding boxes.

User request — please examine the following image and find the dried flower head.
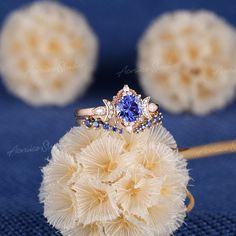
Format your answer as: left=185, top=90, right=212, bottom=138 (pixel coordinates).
left=78, top=136, right=126, bottom=182
left=42, top=145, right=77, bottom=186
left=63, top=222, right=104, bottom=236
left=59, top=127, right=103, bottom=157
left=103, top=214, right=151, bottom=236
left=0, top=1, right=97, bottom=106
left=40, top=125, right=189, bottom=235
left=147, top=200, right=186, bottom=235
left=43, top=185, right=77, bottom=230
left=138, top=10, right=236, bottom=114
left=112, top=165, right=161, bottom=219
left=74, top=176, right=120, bottom=225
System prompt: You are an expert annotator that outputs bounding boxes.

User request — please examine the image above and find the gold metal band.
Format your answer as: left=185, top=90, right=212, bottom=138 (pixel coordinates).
left=186, top=191, right=195, bottom=212
left=76, top=107, right=100, bottom=119
left=180, top=140, right=236, bottom=159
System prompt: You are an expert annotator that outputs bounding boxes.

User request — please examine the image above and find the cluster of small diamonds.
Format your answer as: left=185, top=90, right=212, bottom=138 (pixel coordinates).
left=134, top=113, right=163, bottom=133
left=82, top=117, right=123, bottom=134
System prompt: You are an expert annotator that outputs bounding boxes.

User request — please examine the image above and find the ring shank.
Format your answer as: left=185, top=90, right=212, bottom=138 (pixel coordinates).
left=186, top=191, right=195, bottom=212
left=75, top=108, right=96, bottom=119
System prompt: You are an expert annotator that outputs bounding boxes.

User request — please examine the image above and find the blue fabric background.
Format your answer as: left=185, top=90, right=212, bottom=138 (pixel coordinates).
left=0, top=0, right=236, bottom=235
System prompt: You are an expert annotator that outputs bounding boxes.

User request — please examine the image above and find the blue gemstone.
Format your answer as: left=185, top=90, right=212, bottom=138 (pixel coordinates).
left=112, top=127, right=117, bottom=132
left=147, top=120, right=152, bottom=128
left=85, top=120, right=92, bottom=128
left=103, top=123, right=110, bottom=130
left=116, top=95, right=142, bottom=123
left=119, top=129, right=123, bottom=134
left=93, top=121, right=100, bottom=128
left=152, top=117, right=159, bottom=124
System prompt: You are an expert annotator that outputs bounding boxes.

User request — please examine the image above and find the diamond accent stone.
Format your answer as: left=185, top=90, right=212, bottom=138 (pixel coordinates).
left=126, top=126, right=132, bottom=133
left=93, top=121, right=100, bottom=128
left=142, top=97, right=151, bottom=119
left=94, top=106, right=106, bottom=115
left=148, top=103, right=158, bottom=112
left=103, top=99, right=115, bottom=120
left=123, top=85, right=130, bottom=92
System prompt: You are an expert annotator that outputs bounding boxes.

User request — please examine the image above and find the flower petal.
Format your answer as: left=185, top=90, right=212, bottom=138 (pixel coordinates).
left=74, top=176, right=120, bottom=224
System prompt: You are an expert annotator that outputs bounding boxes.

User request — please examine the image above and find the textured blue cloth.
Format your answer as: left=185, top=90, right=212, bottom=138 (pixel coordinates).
left=0, top=211, right=235, bottom=236
left=0, top=0, right=236, bottom=235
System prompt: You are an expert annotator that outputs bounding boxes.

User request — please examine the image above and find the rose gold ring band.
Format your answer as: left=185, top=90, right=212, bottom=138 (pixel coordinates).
left=186, top=191, right=195, bottom=212
left=76, top=107, right=102, bottom=119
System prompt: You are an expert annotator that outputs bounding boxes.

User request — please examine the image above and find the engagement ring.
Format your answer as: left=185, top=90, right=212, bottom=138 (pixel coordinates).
left=75, top=85, right=163, bottom=134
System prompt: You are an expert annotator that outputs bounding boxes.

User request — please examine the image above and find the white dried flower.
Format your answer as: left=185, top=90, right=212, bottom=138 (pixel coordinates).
left=0, top=1, right=97, bottom=106
left=103, top=214, right=151, bottom=236
left=39, top=145, right=78, bottom=203
left=138, top=10, right=236, bottom=114
left=40, top=125, right=189, bottom=235
left=119, top=125, right=177, bottom=152
left=42, top=145, right=77, bottom=186
left=112, top=165, right=161, bottom=219
left=74, top=176, right=120, bottom=225
left=78, top=136, right=126, bottom=183
left=63, top=223, right=104, bottom=236
left=59, top=126, right=103, bottom=157
left=147, top=200, right=186, bottom=235
left=127, top=143, right=179, bottom=178
left=43, top=185, right=77, bottom=230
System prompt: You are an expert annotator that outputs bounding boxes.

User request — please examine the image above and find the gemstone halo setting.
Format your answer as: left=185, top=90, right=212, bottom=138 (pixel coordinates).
left=116, top=95, right=142, bottom=123
left=114, top=85, right=143, bottom=130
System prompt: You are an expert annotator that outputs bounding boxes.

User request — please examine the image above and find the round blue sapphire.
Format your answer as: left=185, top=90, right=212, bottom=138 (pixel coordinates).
left=152, top=116, right=159, bottom=124
left=119, top=129, right=123, bottom=134
left=116, top=95, right=142, bottom=123
left=84, top=119, right=92, bottom=128
left=103, top=123, right=110, bottom=130
left=147, top=120, right=152, bottom=128
left=112, top=126, right=118, bottom=132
